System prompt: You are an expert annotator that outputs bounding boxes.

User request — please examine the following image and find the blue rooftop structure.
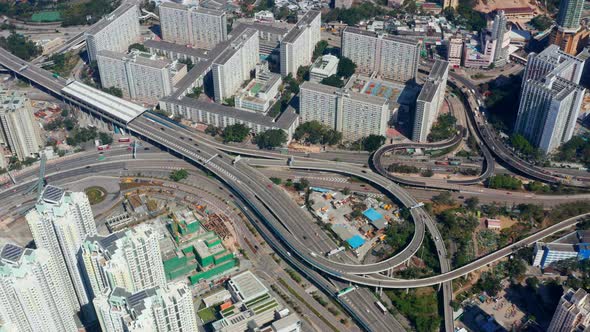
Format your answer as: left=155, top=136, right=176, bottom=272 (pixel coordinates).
left=310, top=187, right=331, bottom=193
left=347, top=235, right=365, bottom=249
left=363, top=208, right=383, bottom=222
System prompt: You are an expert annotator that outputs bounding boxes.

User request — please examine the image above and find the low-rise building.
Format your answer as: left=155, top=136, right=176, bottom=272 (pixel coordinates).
left=533, top=242, right=578, bottom=268
left=236, top=67, right=282, bottom=113
left=309, top=54, right=339, bottom=83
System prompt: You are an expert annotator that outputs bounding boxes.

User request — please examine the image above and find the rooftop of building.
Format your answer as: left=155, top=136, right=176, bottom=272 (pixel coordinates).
left=271, top=314, right=300, bottom=330
left=86, top=3, right=137, bottom=36
left=98, top=49, right=172, bottom=69
left=161, top=95, right=298, bottom=129
left=228, top=270, right=268, bottom=302
left=62, top=81, right=146, bottom=123
left=310, top=54, right=339, bottom=75
left=282, top=10, right=320, bottom=44
left=540, top=241, right=578, bottom=252
left=41, top=185, right=65, bottom=204
left=429, top=59, right=450, bottom=80
left=0, top=244, right=25, bottom=263
left=240, top=22, right=290, bottom=36
left=343, top=26, right=420, bottom=46
left=160, top=2, right=225, bottom=16
left=144, top=39, right=213, bottom=60
left=0, top=89, right=28, bottom=111
left=214, top=28, right=258, bottom=65
left=345, top=75, right=418, bottom=106
left=300, top=81, right=388, bottom=106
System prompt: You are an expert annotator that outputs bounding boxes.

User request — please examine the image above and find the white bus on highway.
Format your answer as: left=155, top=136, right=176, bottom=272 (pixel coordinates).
left=375, top=301, right=387, bottom=313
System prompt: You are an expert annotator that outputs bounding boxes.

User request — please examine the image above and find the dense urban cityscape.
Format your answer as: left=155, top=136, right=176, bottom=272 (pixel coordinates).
left=0, top=0, right=589, bottom=331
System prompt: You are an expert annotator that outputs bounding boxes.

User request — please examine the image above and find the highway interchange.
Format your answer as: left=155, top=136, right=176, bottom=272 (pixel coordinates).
left=1, top=35, right=590, bottom=332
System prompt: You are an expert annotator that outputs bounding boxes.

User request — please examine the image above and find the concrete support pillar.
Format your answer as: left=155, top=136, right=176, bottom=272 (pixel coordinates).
left=438, top=283, right=442, bottom=291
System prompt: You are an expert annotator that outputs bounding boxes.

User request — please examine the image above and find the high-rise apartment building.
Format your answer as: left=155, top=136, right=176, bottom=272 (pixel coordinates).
left=342, top=27, right=420, bottom=83
left=0, top=244, right=79, bottom=332
left=85, top=3, right=141, bottom=62
left=300, top=81, right=389, bottom=141
left=446, top=37, right=463, bottom=67
left=491, top=10, right=509, bottom=67
left=25, top=185, right=98, bottom=320
left=556, top=0, right=585, bottom=32
left=97, top=49, right=187, bottom=104
left=413, top=60, right=450, bottom=142
left=212, top=28, right=259, bottom=102
left=159, top=2, right=227, bottom=49
left=548, top=288, right=590, bottom=332
left=0, top=90, right=42, bottom=160
left=81, top=224, right=166, bottom=299
left=280, top=10, right=321, bottom=76
left=515, top=45, right=586, bottom=153
left=94, top=283, right=197, bottom=332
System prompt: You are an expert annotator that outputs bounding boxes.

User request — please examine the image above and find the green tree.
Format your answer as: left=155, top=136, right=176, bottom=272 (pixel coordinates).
left=187, top=86, right=203, bottom=98
left=530, top=15, right=552, bottom=30
left=525, top=277, right=539, bottom=290
left=296, top=65, right=310, bottom=82
left=464, top=197, right=479, bottom=210
left=223, top=97, right=235, bottom=107
left=256, top=129, right=287, bottom=149
left=320, top=75, right=344, bottom=88
left=0, top=32, right=42, bottom=60
left=178, top=58, right=194, bottom=70
left=222, top=123, right=250, bottom=143
left=312, top=40, right=328, bottom=61
left=169, top=169, right=189, bottom=182
left=427, top=114, right=457, bottom=142
left=432, top=191, right=455, bottom=205
left=98, top=132, right=113, bottom=145
left=487, top=174, right=522, bottom=190
left=293, top=121, right=342, bottom=145
left=205, top=125, right=219, bottom=136
left=362, top=135, right=385, bottom=152
left=270, top=177, right=282, bottom=185
left=102, top=86, right=123, bottom=97
left=337, top=56, right=356, bottom=78
left=128, top=43, right=147, bottom=52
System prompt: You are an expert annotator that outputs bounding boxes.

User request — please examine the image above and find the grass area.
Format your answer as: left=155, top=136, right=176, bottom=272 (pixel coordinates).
left=84, top=186, right=106, bottom=205
left=30, top=11, right=61, bottom=22
left=197, top=306, right=217, bottom=323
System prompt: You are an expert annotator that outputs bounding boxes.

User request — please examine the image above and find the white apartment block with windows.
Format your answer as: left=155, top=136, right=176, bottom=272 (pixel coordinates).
left=280, top=11, right=321, bottom=76
left=0, top=90, right=42, bottom=160
left=85, top=3, right=141, bottom=61
left=94, top=283, right=197, bottom=332
left=81, top=224, right=166, bottom=299
left=447, top=37, right=463, bottom=67
left=212, top=28, right=259, bottom=102
left=159, top=2, right=227, bottom=49
left=25, top=185, right=98, bottom=320
left=97, top=49, right=187, bottom=104
left=515, top=45, right=586, bottom=154
left=413, top=60, right=450, bottom=142
left=0, top=244, right=78, bottom=332
left=548, top=288, right=590, bottom=332
left=300, top=81, right=389, bottom=141
left=342, top=27, right=420, bottom=83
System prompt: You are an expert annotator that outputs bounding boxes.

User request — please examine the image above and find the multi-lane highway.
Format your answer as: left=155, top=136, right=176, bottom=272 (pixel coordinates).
left=2, top=46, right=589, bottom=332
